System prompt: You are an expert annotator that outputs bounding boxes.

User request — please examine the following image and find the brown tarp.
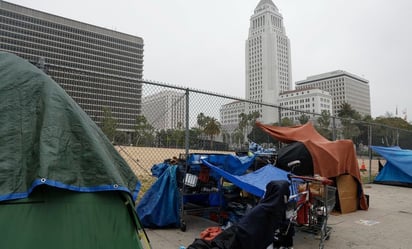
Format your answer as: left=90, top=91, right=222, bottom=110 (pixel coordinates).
left=256, top=122, right=368, bottom=211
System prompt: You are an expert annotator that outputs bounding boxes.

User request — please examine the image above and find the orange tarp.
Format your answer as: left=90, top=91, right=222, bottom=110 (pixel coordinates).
left=256, top=122, right=368, bottom=210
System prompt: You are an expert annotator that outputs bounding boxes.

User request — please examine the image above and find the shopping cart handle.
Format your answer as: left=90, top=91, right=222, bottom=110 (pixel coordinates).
left=321, top=178, right=334, bottom=185
left=288, top=174, right=334, bottom=185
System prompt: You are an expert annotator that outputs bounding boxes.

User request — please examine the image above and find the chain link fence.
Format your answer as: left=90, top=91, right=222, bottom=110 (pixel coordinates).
left=97, top=79, right=412, bottom=197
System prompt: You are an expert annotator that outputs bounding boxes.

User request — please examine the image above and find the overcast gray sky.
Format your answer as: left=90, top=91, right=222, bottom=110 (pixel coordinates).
left=7, top=0, right=412, bottom=120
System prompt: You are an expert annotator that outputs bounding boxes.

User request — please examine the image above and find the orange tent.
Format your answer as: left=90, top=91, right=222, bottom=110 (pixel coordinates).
left=256, top=122, right=368, bottom=211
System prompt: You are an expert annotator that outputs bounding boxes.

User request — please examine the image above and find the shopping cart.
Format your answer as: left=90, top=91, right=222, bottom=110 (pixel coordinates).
left=286, top=174, right=337, bottom=249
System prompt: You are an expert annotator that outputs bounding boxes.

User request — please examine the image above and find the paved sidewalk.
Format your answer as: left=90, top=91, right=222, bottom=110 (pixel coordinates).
left=145, top=184, right=412, bottom=249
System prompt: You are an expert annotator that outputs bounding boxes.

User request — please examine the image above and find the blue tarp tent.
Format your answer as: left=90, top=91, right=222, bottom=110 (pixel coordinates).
left=137, top=154, right=256, bottom=228
left=370, top=146, right=412, bottom=187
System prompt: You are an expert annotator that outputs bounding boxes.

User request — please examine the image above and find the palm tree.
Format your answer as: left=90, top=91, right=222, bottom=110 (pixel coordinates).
left=203, top=117, right=221, bottom=149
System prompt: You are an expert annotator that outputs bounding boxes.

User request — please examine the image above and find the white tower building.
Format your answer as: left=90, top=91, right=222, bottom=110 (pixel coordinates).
left=245, top=0, right=292, bottom=124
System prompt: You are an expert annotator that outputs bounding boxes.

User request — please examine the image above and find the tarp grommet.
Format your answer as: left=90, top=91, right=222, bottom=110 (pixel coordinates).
left=40, top=178, right=46, bottom=183
left=113, top=184, right=119, bottom=188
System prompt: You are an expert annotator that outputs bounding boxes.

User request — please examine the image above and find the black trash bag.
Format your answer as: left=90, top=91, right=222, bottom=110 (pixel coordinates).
left=276, top=142, right=314, bottom=176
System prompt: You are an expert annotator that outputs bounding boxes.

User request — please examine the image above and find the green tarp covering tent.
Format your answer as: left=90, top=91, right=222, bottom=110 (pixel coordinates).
left=0, top=52, right=149, bottom=249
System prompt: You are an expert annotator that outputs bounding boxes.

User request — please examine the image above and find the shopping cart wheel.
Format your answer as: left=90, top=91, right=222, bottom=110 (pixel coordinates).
left=180, top=220, right=187, bottom=232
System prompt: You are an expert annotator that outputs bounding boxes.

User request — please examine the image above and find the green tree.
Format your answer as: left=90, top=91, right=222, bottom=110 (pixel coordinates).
left=238, top=111, right=261, bottom=142
left=189, top=127, right=203, bottom=149
left=338, top=102, right=362, bottom=120
left=134, top=115, right=154, bottom=146
left=298, top=114, right=310, bottom=125
left=170, top=128, right=185, bottom=148
left=238, top=113, right=249, bottom=140
left=374, top=116, right=412, bottom=146
left=197, top=113, right=208, bottom=129
left=197, top=112, right=209, bottom=148
left=247, top=124, right=278, bottom=146
left=101, top=107, right=117, bottom=143
left=316, top=110, right=332, bottom=139
left=338, top=102, right=361, bottom=140
left=196, top=113, right=222, bottom=149
left=114, top=131, right=129, bottom=145
left=203, top=117, right=221, bottom=149
left=281, top=117, right=294, bottom=127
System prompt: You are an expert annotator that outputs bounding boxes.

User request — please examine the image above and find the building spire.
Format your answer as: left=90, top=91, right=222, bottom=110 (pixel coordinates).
left=255, top=0, right=278, bottom=11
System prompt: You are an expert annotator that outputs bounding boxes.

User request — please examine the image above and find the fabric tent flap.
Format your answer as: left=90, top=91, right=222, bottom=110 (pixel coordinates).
left=256, top=122, right=368, bottom=211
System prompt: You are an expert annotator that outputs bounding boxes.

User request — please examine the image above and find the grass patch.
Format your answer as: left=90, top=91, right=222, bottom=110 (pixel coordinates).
left=137, top=174, right=156, bottom=202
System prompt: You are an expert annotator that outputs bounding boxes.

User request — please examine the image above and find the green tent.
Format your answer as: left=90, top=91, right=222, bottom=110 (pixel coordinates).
left=0, top=52, right=150, bottom=249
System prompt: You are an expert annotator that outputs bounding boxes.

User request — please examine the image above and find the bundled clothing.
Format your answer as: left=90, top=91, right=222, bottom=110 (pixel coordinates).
left=188, top=180, right=290, bottom=249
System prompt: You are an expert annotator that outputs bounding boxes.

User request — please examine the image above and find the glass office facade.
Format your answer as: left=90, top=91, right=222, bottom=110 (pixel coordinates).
left=0, top=1, right=143, bottom=131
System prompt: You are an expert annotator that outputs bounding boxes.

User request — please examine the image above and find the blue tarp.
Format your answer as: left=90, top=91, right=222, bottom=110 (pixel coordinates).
left=371, top=146, right=412, bottom=186
left=137, top=154, right=286, bottom=228
left=201, top=160, right=290, bottom=198
left=137, top=166, right=181, bottom=228
left=136, top=154, right=256, bottom=228
left=189, top=154, right=256, bottom=176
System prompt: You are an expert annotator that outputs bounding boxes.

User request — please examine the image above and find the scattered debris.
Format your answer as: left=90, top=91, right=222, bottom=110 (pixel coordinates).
left=356, top=219, right=380, bottom=226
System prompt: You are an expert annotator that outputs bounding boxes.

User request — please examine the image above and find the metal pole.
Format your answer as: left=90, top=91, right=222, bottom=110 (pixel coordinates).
left=278, top=107, right=282, bottom=126
left=185, top=89, right=190, bottom=157
left=332, top=116, right=336, bottom=141
left=368, top=124, right=372, bottom=183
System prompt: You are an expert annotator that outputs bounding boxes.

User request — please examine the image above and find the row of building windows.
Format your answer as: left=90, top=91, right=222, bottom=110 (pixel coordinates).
left=68, top=89, right=139, bottom=108
left=1, top=18, right=142, bottom=60
left=3, top=42, right=142, bottom=79
left=2, top=36, right=142, bottom=74
left=1, top=9, right=142, bottom=50
left=53, top=70, right=141, bottom=92
left=60, top=80, right=140, bottom=101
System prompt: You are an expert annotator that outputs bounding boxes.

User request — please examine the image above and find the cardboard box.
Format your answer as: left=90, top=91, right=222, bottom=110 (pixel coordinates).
left=336, top=174, right=358, bottom=214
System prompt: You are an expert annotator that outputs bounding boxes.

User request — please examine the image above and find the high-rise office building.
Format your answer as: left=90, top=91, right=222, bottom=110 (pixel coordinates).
left=0, top=1, right=143, bottom=132
left=295, top=70, right=371, bottom=117
left=245, top=0, right=292, bottom=124
left=142, top=90, right=186, bottom=131
left=279, top=88, right=332, bottom=123
left=219, top=100, right=246, bottom=132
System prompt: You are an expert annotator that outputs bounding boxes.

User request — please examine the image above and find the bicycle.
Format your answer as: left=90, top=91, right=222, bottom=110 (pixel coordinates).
left=284, top=174, right=337, bottom=249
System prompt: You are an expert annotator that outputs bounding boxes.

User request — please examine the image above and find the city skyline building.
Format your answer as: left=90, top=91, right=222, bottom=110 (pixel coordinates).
left=142, top=90, right=186, bottom=131
left=245, top=0, right=292, bottom=124
left=0, top=1, right=144, bottom=132
left=295, top=70, right=371, bottom=117
left=279, top=88, right=333, bottom=123
left=219, top=100, right=246, bottom=132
